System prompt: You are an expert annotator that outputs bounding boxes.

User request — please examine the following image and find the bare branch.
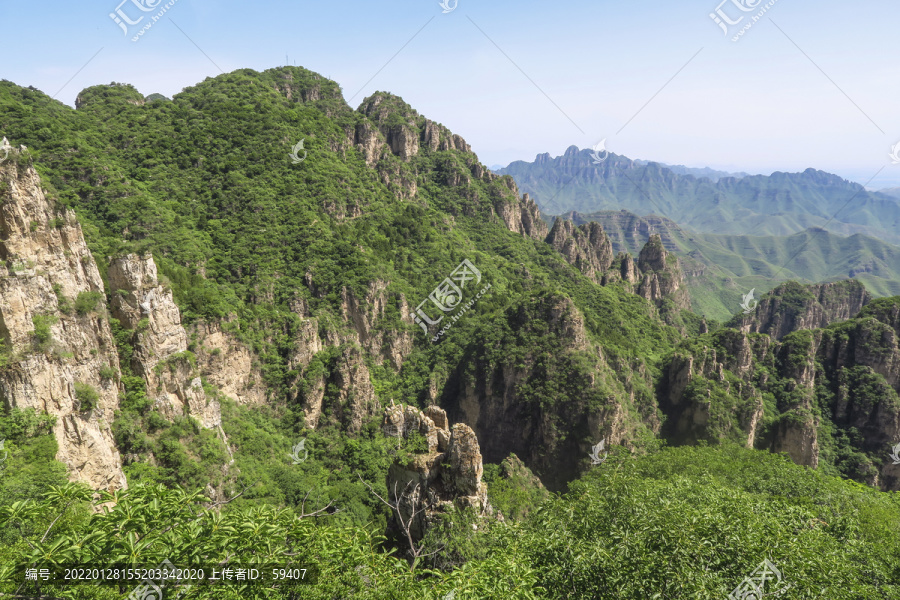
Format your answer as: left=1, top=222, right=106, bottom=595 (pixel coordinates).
left=39, top=500, right=75, bottom=544
left=297, top=490, right=337, bottom=519
left=357, top=473, right=440, bottom=570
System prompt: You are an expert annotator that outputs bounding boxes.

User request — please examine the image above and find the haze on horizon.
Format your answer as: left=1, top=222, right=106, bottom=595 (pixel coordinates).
left=2, top=0, right=899, bottom=188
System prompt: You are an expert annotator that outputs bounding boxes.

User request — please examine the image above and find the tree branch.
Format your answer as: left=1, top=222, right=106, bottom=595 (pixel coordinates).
left=39, top=501, right=75, bottom=544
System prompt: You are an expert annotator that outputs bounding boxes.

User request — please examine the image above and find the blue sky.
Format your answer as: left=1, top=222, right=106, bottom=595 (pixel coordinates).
left=2, top=0, right=900, bottom=188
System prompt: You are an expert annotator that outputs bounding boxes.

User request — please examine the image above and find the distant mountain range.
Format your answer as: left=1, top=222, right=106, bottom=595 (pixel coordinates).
left=632, top=160, right=750, bottom=182
left=878, top=187, right=900, bottom=200
left=499, top=146, right=900, bottom=247
left=557, top=210, right=900, bottom=320
left=491, top=159, right=748, bottom=182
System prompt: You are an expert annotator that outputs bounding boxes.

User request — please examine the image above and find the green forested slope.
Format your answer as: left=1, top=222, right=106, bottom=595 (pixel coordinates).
left=1, top=67, right=899, bottom=599
left=565, top=210, right=900, bottom=319
left=1, top=443, right=898, bottom=599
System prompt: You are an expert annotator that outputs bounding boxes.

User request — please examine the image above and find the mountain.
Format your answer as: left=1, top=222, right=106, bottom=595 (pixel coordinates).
left=1, top=68, right=899, bottom=598
left=559, top=209, right=900, bottom=320
left=499, top=146, right=900, bottom=246
left=633, top=159, right=750, bottom=182
left=879, top=187, right=900, bottom=201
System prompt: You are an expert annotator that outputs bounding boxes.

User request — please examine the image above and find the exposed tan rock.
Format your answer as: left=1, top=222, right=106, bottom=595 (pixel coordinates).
left=772, top=410, right=820, bottom=468
left=0, top=149, right=126, bottom=491
left=383, top=404, right=440, bottom=452
left=108, top=254, right=219, bottom=429
left=351, top=121, right=386, bottom=166
left=297, top=343, right=377, bottom=432
left=545, top=218, right=614, bottom=283
left=492, top=183, right=548, bottom=240
left=191, top=320, right=266, bottom=405
left=732, top=280, right=870, bottom=340
left=382, top=404, right=492, bottom=542
left=661, top=345, right=764, bottom=448
left=357, top=93, right=419, bottom=161
left=636, top=234, right=690, bottom=311
left=448, top=294, right=640, bottom=490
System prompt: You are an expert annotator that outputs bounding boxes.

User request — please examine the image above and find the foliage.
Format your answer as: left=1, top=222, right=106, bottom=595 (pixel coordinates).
left=30, top=314, right=57, bottom=352
left=0, top=446, right=897, bottom=598
left=74, top=290, right=103, bottom=315
left=73, top=382, right=99, bottom=412
left=52, top=283, right=72, bottom=315
left=2, top=68, right=900, bottom=598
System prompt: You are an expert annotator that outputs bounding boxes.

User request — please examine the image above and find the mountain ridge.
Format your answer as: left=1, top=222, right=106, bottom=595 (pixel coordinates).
left=499, top=146, right=900, bottom=246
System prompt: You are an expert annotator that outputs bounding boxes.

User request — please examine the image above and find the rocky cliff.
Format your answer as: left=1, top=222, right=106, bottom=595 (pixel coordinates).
left=437, top=293, right=648, bottom=491
left=730, top=280, right=870, bottom=340
left=351, top=91, right=546, bottom=240
left=636, top=234, right=691, bottom=311
left=108, top=253, right=220, bottom=429
left=660, top=294, right=900, bottom=488
left=545, top=219, right=614, bottom=283
left=382, top=404, right=493, bottom=543
left=0, top=148, right=126, bottom=491
left=544, top=220, right=689, bottom=315
left=190, top=319, right=266, bottom=406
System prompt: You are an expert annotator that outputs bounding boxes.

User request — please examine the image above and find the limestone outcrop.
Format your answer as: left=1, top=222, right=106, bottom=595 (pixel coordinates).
left=190, top=319, right=266, bottom=406
left=382, top=404, right=493, bottom=542
left=731, top=280, right=870, bottom=340
left=660, top=294, right=900, bottom=487
left=0, top=147, right=126, bottom=491
left=108, top=254, right=219, bottom=429
left=545, top=219, right=614, bottom=283
left=636, top=234, right=690, bottom=311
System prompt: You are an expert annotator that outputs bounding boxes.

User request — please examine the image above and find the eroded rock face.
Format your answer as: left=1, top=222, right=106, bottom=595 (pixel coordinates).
left=732, top=280, right=870, bottom=340
left=660, top=294, right=900, bottom=487
left=636, top=234, right=690, bottom=311
left=544, top=223, right=688, bottom=317
left=660, top=341, right=764, bottom=449
left=545, top=219, right=615, bottom=283
left=191, top=320, right=266, bottom=406
left=340, top=281, right=414, bottom=369
left=108, top=254, right=219, bottom=429
left=0, top=149, right=126, bottom=491
left=382, top=404, right=492, bottom=542
left=439, top=294, right=639, bottom=491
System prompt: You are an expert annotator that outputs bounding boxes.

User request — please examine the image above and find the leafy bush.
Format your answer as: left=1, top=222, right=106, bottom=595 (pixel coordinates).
left=30, top=314, right=57, bottom=351
left=99, top=365, right=118, bottom=380
left=0, top=339, right=11, bottom=370
left=73, top=381, right=99, bottom=411
left=74, top=290, right=103, bottom=315
left=52, top=283, right=73, bottom=314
